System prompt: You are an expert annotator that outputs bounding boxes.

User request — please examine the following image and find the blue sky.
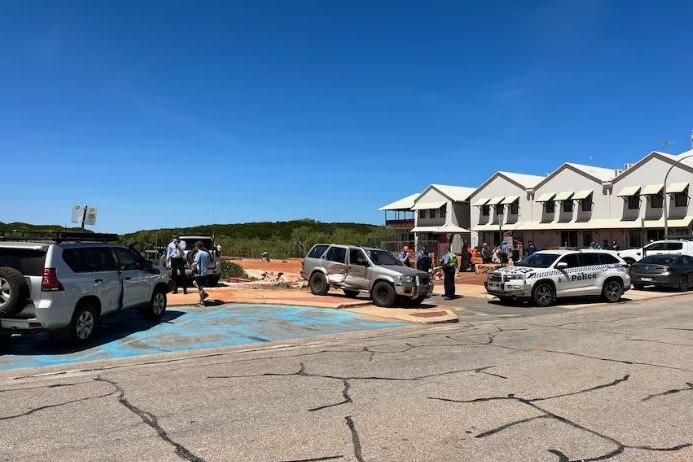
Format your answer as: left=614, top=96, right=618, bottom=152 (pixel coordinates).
left=1, top=1, right=692, bottom=233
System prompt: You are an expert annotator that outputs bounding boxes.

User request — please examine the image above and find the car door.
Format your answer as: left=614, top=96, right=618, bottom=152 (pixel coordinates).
left=323, top=246, right=347, bottom=285
left=84, top=247, right=121, bottom=314
left=553, top=253, right=585, bottom=296
left=345, top=248, right=370, bottom=290
left=579, top=252, right=607, bottom=295
left=113, top=247, right=151, bottom=308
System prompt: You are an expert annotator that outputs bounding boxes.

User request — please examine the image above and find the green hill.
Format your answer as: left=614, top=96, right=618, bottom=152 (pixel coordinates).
left=122, top=219, right=394, bottom=258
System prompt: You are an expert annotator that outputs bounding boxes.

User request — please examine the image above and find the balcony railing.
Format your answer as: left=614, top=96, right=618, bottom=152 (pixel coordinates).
left=385, top=219, right=415, bottom=228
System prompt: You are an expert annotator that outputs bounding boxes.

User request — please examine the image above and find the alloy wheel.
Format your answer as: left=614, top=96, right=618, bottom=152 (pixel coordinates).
left=153, top=292, right=166, bottom=315
left=0, top=278, right=10, bottom=308
left=605, top=281, right=622, bottom=301
left=76, top=311, right=95, bottom=340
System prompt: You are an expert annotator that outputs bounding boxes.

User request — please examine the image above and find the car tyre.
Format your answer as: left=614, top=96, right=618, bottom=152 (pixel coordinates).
left=602, top=279, right=624, bottom=303
left=63, top=302, right=100, bottom=344
left=343, top=289, right=360, bottom=298
left=371, top=282, right=397, bottom=307
left=309, top=272, right=329, bottom=295
left=532, top=283, right=555, bottom=307
left=679, top=275, right=690, bottom=292
left=140, top=286, right=167, bottom=322
left=0, top=267, right=30, bottom=317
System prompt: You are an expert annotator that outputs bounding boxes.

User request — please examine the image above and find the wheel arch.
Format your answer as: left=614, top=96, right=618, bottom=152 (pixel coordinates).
left=75, top=295, right=102, bottom=317
left=369, top=276, right=395, bottom=291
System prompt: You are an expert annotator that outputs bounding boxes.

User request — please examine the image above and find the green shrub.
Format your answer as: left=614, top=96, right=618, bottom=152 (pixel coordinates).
left=221, top=262, right=248, bottom=279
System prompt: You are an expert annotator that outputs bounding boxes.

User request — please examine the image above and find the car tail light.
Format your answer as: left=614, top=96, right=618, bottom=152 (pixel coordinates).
left=41, top=268, right=63, bottom=291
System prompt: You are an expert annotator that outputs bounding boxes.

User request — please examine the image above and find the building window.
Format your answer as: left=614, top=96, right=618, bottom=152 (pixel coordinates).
left=583, top=231, right=593, bottom=247
left=628, top=230, right=642, bottom=248
left=627, top=195, right=640, bottom=210
left=440, top=206, right=446, bottom=219
left=581, top=198, right=592, bottom=212
left=545, top=201, right=555, bottom=214
left=482, top=205, right=489, bottom=216
left=419, top=210, right=426, bottom=219
left=674, top=193, right=688, bottom=207
left=430, top=209, right=436, bottom=219
left=510, top=201, right=519, bottom=215
left=650, top=194, right=663, bottom=209
left=563, top=200, right=573, bottom=213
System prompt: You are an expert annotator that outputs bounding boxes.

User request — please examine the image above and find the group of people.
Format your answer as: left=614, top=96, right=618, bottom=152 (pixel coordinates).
left=397, top=244, right=469, bottom=300
left=166, top=234, right=212, bottom=307
left=480, top=241, right=520, bottom=265
left=590, top=240, right=621, bottom=251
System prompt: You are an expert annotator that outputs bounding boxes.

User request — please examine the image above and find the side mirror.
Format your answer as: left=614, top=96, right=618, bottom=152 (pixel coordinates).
left=556, top=262, right=568, bottom=269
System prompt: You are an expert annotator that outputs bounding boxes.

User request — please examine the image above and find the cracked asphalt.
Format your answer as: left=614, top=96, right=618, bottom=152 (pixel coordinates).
left=1, top=293, right=693, bottom=461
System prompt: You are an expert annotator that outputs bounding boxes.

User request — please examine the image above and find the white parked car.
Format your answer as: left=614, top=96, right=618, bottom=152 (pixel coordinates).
left=618, top=240, right=693, bottom=264
left=0, top=232, right=170, bottom=344
left=485, top=250, right=631, bottom=306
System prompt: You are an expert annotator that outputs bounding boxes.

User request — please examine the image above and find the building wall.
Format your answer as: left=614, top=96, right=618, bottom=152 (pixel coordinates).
left=470, top=175, right=534, bottom=248
left=414, top=188, right=448, bottom=227
left=611, top=156, right=693, bottom=224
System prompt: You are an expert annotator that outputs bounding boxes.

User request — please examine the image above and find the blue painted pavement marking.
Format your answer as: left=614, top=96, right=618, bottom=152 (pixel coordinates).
left=0, top=304, right=407, bottom=371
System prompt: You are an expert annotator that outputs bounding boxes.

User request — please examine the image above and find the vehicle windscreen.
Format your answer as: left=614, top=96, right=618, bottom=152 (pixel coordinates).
left=639, top=256, right=675, bottom=265
left=517, top=253, right=560, bottom=268
left=182, top=239, right=214, bottom=251
left=0, top=248, right=47, bottom=276
left=367, top=250, right=400, bottom=266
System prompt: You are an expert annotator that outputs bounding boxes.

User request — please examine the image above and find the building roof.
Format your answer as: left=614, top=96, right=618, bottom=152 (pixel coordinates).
left=428, top=184, right=477, bottom=202
left=497, top=171, right=545, bottom=188
left=564, top=162, right=619, bottom=182
left=378, top=193, right=421, bottom=211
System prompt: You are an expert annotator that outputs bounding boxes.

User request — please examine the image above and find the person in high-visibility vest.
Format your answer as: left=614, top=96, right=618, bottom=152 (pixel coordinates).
left=442, top=246, right=457, bottom=300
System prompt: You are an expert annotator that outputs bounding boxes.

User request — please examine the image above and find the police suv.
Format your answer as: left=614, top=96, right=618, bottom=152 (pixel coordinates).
left=485, top=250, right=631, bottom=306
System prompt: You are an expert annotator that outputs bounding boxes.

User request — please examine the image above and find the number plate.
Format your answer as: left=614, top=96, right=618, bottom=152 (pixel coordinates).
left=640, top=277, right=652, bottom=281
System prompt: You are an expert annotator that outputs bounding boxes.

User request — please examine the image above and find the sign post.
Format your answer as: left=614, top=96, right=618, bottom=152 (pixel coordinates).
left=71, top=205, right=98, bottom=229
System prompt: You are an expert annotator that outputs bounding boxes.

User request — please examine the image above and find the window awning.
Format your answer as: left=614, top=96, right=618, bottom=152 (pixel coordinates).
left=501, top=195, right=519, bottom=205
left=486, top=196, right=505, bottom=205
left=554, top=191, right=574, bottom=201
left=617, top=185, right=641, bottom=197
left=535, top=192, right=556, bottom=202
left=411, top=200, right=446, bottom=210
left=667, top=182, right=689, bottom=194
left=572, top=190, right=593, bottom=200
left=412, top=224, right=469, bottom=234
left=641, top=184, right=663, bottom=196
left=473, top=197, right=490, bottom=207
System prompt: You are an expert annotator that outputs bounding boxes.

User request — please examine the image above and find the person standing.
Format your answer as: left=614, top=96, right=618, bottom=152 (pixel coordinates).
left=481, top=243, right=492, bottom=264
left=611, top=240, right=621, bottom=251
left=416, top=245, right=432, bottom=272
left=191, top=241, right=211, bottom=307
left=525, top=240, right=537, bottom=256
left=398, top=245, right=410, bottom=267
left=441, top=246, right=457, bottom=300
left=166, top=235, right=187, bottom=294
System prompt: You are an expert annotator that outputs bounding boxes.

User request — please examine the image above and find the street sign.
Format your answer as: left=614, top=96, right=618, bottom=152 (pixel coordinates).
left=71, top=205, right=85, bottom=223
left=85, top=208, right=97, bottom=226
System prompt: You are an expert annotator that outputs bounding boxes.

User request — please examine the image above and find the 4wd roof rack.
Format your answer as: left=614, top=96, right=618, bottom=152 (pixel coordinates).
left=0, top=231, right=119, bottom=243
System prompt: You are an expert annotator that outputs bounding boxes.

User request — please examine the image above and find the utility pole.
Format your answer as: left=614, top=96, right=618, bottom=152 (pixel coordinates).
left=80, top=205, right=88, bottom=230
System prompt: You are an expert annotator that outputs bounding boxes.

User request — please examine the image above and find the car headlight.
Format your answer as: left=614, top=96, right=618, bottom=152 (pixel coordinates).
left=505, top=274, right=525, bottom=280
left=397, top=275, right=414, bottom=285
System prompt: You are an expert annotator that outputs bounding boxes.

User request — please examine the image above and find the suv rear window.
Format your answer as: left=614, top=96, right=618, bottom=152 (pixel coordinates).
left=62, top=249, right=88, bottom=273
left=599, top=253, right=620, bottom=265
left=580, top=253, right=601, bottom=266
left=325, top=246, right=346, bottom=263
left=307, top=244, right=329, bottom=259
left=0, top=248, right=47, bottom=276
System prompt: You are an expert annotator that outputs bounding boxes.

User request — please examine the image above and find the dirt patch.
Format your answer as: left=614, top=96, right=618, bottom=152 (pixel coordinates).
left=232, top=258, right=303, bottom=273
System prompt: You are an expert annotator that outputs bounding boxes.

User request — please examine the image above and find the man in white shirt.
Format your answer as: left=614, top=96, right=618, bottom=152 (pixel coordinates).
left=166, top=235, right=187, bottom=294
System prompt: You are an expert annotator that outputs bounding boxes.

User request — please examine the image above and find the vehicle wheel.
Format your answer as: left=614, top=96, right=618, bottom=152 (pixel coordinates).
left=602, top=279, right=624, bottom=303
left=309, top=272, right=329, bottom=295
left=633, top=284, right=645, bottom=290
left=65, top=302, right=100, bottom=344
left=679, top=276, right=690, bottom=292
left=532, top=283, right=555, bottom=307
left=343, top=289, right=360, bottom=298
left=0, top=267, right=30, bottom=317
left=371, top=282, right=397, bottom=307
left=140, top=287, right=167, bottom=322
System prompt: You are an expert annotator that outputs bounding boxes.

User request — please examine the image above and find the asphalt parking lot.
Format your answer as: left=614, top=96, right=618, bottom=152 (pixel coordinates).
left=0, top=304, right=406, bottom=371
